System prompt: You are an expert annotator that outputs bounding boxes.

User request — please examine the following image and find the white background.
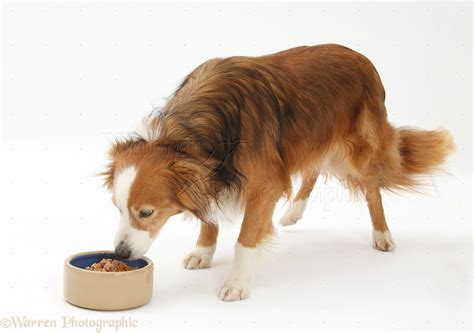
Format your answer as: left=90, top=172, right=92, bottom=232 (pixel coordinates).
left=0, top=1, right=472, bottom=332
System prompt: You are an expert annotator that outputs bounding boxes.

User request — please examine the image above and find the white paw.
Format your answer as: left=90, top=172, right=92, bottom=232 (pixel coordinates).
left=183, top=246, right=215, bottom=269
left=279, top=199, right=307, bottom=226
left=218, top=280, right=250, bottom=302
left=372, top=230, right=396, bottom=252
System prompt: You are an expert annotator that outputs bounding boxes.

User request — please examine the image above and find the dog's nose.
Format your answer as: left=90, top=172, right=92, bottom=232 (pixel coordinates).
left=114, top=241, right=131, bottom=259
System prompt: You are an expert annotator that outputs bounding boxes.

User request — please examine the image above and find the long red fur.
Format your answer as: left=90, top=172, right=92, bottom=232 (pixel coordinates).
left=102, top=44, right=455, bottom=221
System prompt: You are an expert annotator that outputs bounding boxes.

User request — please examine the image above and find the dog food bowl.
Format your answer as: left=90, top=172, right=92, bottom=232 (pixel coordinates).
left=64, top=250, right=153, bottom=310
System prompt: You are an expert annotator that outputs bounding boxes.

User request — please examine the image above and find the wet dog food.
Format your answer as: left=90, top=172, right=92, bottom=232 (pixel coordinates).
left=85, top=258, right=136, bottom=272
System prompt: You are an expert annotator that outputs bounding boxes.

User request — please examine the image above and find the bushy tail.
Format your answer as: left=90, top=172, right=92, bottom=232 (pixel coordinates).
left=394, top=127, right=455, bottom=189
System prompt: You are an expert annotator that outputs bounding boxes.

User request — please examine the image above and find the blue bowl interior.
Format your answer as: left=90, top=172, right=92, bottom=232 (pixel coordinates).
left=69, top=252, right=148, bottom=270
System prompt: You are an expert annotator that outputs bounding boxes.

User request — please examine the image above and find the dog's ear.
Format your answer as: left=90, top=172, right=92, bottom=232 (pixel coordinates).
left=99, top=138, right=137, bottom=190
left=168, top=158, right=214, bottom=222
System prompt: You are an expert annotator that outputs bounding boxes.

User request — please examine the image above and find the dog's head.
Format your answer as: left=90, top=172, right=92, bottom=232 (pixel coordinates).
left=102, top=138, right=212, bottom=259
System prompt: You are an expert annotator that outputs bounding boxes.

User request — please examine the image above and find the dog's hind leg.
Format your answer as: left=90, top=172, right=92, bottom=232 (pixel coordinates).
left=279, top=171, right=318, bottom=226
left=183, top=222, right=218, bottom=269
left=364, top=184, right=396, bottom=252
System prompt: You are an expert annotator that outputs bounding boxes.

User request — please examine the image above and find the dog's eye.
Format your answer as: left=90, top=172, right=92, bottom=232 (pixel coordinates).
left=139, top=209, right=154, bottom=218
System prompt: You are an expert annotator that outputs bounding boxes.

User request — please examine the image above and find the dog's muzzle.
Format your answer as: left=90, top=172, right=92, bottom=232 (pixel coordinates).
left=114, top=241, right=132, bottom=259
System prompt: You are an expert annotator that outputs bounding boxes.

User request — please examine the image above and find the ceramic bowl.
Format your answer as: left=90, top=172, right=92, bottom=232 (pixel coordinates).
left=64, top=251, right=153, bottom=310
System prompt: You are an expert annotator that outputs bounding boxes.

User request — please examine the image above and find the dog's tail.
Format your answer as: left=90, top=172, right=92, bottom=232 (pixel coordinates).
left=389, top=127, right=455, bottom=190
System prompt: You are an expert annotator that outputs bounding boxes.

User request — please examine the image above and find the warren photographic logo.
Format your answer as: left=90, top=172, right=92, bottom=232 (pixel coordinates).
left=0, top=316, right=138, bottom=332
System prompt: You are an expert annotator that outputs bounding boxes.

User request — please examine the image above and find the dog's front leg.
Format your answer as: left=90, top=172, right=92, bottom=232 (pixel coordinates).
left=219, top=196, right=276, bottom=302
left=183, top=222, right=218, bottom=269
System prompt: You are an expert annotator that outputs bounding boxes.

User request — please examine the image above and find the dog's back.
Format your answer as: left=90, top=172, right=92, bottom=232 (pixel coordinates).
left=163, top=44, right=453, bottom=195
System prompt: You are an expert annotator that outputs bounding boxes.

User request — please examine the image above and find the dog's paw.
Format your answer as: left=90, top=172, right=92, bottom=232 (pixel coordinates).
left=218, top=280, right=250, bottom=302
left=279, top=200, right=307, bottom=226
left=279, top=213, right=300, bottom=226
left=183, top=246, right=215, bottom=270
left=372, top=230, right=396, bottom=252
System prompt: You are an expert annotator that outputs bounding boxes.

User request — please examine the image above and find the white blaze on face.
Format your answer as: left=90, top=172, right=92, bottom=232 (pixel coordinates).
left=113, top=166, right=154, bottom=259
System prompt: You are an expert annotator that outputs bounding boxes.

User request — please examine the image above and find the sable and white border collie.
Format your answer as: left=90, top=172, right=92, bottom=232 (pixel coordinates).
left=102, top=44, right=454, bottom=301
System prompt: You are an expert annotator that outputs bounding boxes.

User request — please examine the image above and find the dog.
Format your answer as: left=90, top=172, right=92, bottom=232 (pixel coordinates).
left=102, top=44, right=454, bottom=302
